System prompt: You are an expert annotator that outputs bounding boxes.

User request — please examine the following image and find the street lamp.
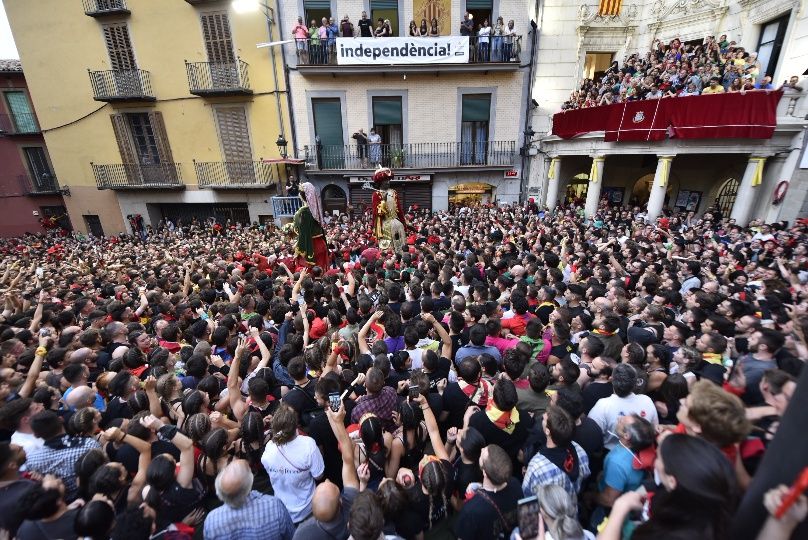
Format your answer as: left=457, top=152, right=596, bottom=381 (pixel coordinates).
left=276, top=134, right=288, bottom=158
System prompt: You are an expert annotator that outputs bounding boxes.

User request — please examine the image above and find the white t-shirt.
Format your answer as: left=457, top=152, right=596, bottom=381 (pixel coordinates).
left=261, top=435, right=324, bottom=523
left=11, top=431, right=44, bottom=454
left=588, top=393, right=659, bottom=449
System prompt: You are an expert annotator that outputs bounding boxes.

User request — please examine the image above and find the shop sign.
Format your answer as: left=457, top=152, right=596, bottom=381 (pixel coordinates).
left=504, top=169, right=520, bottom=178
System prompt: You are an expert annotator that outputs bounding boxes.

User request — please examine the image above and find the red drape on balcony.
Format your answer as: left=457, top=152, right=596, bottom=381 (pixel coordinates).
left=552, top=91, right=783, bottom=142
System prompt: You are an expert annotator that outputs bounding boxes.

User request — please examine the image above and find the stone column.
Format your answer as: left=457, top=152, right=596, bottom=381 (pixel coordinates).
left=730, top=155, right=768, bottom=226
left=544, top=156, right=561, bottom=209
left=584, top=155, right=605, bottom=218
left=762, top=149, right=800, bottom=223
left=646, top=155, right=675, bottom=222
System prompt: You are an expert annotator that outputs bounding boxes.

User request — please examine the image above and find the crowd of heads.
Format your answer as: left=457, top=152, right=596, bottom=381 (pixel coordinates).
left=562, top=34, right=802, bottom=110
left=0, top=197, right=805, bottom=539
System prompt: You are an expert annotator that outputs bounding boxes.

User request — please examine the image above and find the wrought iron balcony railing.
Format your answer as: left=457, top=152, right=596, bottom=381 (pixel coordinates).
left=88, top=69, right=155, bottom=102
left=83, top=0, right=130, bottom=17
left=304, top=141, right=516, bottom=170
left=184, top=0, right=220, bottom=4
left=92, top=163, right=184, bottom=189
left=293, top=35, right=522, bottom=66
left=194, top=160, right=275, bottom=188
left=0, top=113, right=40, bottom=135
left=186, top=59, right=252, bottom=96
left=19, top=173, right=63, bottom=195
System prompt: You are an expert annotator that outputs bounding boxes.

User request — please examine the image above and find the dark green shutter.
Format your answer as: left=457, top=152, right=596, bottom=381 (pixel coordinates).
left=371, top=0, right=398, bottom=9
left=461, top=94, right=491, bottom=122
left=312, top=98, right=344, bottom=168
left=466, top=0, right=492, bottom=9
left=304, top=0, right=331, bottom=9
left=372, top=98, right=402, bottom=125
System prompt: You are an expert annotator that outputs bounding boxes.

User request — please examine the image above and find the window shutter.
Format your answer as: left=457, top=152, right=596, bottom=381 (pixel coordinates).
left=110, top=114, right=138, bottom=164
left=147, top=111, right=174, bottom=165
left=466, top=0, right=492, bottom=9
left=102, top=24, right=136, bottom=70
left=304, top=0, right=331, bottom=9
left=201, top=12, right=235, bottom=64
left=372, top=98, right=402, bottom=125
left=215, top=107, right=252, bottom=162
left=371, top=0, right=398, bottom=9
left=461, top=94, right=491, bottom=122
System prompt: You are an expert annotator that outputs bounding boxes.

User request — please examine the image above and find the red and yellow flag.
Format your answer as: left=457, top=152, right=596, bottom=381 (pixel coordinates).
left=599, top=0, right=623, bottom=16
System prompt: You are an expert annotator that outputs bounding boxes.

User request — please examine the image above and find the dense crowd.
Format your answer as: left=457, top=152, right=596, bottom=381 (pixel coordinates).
left=0, top=198, right=806, bottom=540
left=561, top=34, right=804, bottom=110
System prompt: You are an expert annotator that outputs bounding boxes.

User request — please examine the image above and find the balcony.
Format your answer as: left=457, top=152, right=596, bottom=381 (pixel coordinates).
left=184, top=0, right=222, bottom=4
left=303, top=141, right=516, bottom=172
left=271, top=197, right=303, bottom=225
left=83, top=0, right=130, bottom=17
left=194, top=160, right=275, bottom=189
left=19, top=173, right=65, bottom=196
left=88, top=69, right=155, bottom=102
left=0, top=113, right=39, bottom=135
left=92, top=163, right=184, bottom=190
left=186, top=59, right=252, bottom=97
left=293, top=35, right=522, bottom=75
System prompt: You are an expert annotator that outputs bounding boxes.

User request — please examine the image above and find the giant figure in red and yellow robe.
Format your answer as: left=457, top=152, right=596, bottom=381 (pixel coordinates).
left=370, top=167, right=407, bottom=253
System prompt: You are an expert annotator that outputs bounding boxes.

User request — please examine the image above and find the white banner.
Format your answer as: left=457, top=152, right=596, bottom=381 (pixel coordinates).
left=336, top=36, right=469, bottom=65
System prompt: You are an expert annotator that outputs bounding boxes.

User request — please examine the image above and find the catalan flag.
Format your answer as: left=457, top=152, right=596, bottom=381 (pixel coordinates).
left=599, top=0, right=622, bottom=16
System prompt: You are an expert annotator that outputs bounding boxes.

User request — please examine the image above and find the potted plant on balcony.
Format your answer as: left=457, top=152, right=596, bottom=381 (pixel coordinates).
left=392, top=148, right=406, bottom=168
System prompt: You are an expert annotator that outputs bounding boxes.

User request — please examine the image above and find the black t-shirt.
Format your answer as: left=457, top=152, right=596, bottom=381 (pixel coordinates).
left=0, top=479, right=35, bottom=536
left=550, top=341, right=574, bottom=360
left=453, top=478, right=522, bottom=540
left=101, top=396, right=133, bottom=429
left=358, top=18, right=372, bottom=37
left=307, top=412, right=343, bottom=489
left=441, top=382, right=472, bottom=429
left=582, top=380, right=613, bottom=414
left=573, top=416, right=603, bottom=462
left=451, top=459, right=483, bottom=499
left=406, top=460, right=453, bottom=531
left=17, top=508, right=80, bottom=540
left=282, top=380, right=319, bottom=418
left=112, top=440, right=181, bottom=476
left=468, top=409, right=532, bottom=474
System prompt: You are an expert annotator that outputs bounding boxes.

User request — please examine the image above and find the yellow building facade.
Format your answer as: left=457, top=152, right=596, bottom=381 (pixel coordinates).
left=5, top=0, right=291, bottom=235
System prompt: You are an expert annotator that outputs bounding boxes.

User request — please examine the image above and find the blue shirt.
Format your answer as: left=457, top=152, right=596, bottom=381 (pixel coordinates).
left=454, top=343, right=502, bottom=365
left=600, top=444, right=644, bottom=494
left=204, top=491, right=294, bottom=540
left=62, top=386, right=106, bottom=412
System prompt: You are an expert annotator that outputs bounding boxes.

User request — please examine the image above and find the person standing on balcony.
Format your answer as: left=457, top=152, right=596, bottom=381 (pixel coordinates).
left=308, top=19, right=320, bottom=64
left=429, top=17, right=439, bottom=37
left=358, top=11, right=373, bottom=37
left=503, top=20, right=515, bottom=62
left=352, top=129, right=369, bottom=168
left=408, top=20, right=419, bottom=37
left=419, top=19, right=429, bottom=37
left=374, top=18, right=386, bottom=38
left=318, top=18, right=329, bottom=63
left=292, top=16, right=309, bottom=64
left=368, top=129, right=382, bottom=166
left=340, top=15, right=354, bottom=37
left=460, top=12, right=473, bottom=36
left=477, top=19, right=491, bottom=62
left=327, top=18, right=339, bottom=63
left=492, top=17, right=505, bottom=61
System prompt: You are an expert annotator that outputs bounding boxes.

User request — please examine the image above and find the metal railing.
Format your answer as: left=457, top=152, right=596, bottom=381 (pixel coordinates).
left=92, top=163, right=183, bottom=189
left=88, top=69, right=154, bottom=101
left=304, top=141, right=516, bottom=170
left=272, top=196, right=302, bottom=218
left=186, top=59, right=251, bottom=95
left=292, top=35, right=521, bottom=65
left=82, top=0, right=129, bottom=16
left=194, top=160, right=275, bottom=188
left=0, top=112, right=40, bottom=135
left=19, top=173, right=61, bottom=195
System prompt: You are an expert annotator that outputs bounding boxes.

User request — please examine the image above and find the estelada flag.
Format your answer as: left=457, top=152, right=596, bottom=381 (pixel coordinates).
left=598, top=0, right=622, bottom=16
left=604, top=99, right=671, bottom=142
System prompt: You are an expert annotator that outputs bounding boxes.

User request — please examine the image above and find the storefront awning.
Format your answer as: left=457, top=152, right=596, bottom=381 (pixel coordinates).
left=263, top=158, right=305, bottom=165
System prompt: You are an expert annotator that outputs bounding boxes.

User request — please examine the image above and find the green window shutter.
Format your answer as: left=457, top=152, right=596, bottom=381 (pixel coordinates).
left=312, top=98, right=345, bottom=169
left=461, top=94, right=491, bottom=122
left=304, top=0, right=331, bottom=9
left=371, top=0, right=399, bottom=9
left=372, top=98, right=402, bottom=125
left=466, top=0, right=493, bottom=9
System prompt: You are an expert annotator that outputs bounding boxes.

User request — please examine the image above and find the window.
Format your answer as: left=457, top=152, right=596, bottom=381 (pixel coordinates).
left=4, top=91, right=38, bottom=133
left=23, top=147, right=54, bottom=190
left=460, top=94, right=490, bottom=165
left=41, top=206, right=71, bottom=231
left=304, top=0, right=331, bottom=29
left=214, top=107, right=255, bottom=182
left=312, top=98, right=344, bottom=168
left=84, top=215, right=105, bottom=237
left=583, top=52, right=614, bottom=81
left=102, top=23, right=136, bottom=70
left=371, top=0, right=399, bottom=36
left=372, top=97, right=403, bottom=166
left=757, top=14, right=789, bottom=78
left=110, top=112, right=176, bottom=183
left=465, top=0, right=492, bottom=33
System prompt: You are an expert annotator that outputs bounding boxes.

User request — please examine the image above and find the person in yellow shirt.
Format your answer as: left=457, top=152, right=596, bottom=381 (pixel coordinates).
left=702, top=77, right=726, bottom=95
